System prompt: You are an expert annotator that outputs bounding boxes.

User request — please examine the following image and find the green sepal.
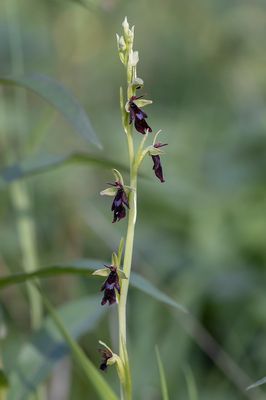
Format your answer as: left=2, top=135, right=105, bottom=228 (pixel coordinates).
left=113, top=169, right=124, bottom=185
left=100, top=187, right=117, bottom=197
left=92, top=268, right=109, bottom=277
left=146, top=145, right=164, bottom=156
left=134, top=98, right=153, bottom=108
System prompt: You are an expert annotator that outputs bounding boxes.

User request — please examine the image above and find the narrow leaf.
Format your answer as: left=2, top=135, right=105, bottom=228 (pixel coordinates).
left=184, top=366, right=198, bottom=400
left=247, top=377, right=266, bottom=391
left=0, top=153, right=131, bottom=189
left=0, top=261, right=187, bottom=314
left=0, top=74, right=101, bottom=148
left=155, top=346, right=169, bottom=400
left=39, top=291, right=118, bottom=400
left=7, top=296, right=106, bottom=400
left=130, top=273, right=187, bottom=314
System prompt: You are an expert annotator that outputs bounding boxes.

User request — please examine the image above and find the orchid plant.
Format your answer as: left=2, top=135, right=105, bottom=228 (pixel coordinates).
left=93, top=17, right=167, bottom=399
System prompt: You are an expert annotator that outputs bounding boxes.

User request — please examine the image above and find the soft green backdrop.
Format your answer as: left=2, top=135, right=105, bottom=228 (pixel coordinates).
left=1, top=0, right=266, bottom=399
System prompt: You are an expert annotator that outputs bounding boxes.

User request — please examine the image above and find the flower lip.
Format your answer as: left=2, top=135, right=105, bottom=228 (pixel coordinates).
left=151, top=142, right=168, bottom=183
left=128, top=96, right=152, bottom=134
left=110, top=181, right=129, bottom=223
left=100, top=264, right=120, bottom=306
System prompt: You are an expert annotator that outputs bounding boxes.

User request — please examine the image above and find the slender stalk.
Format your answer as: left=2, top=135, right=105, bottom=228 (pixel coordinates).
left=117, top=26, right=138, bottom=400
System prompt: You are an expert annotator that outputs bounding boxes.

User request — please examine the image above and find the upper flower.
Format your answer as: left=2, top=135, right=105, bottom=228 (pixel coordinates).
left=128, top=96, right=152, bottom=134
left=100, top=264, right=120, bottom=306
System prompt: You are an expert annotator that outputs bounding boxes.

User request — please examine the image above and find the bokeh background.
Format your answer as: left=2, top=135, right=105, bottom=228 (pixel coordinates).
left=1, top=0, right=266, bottom=399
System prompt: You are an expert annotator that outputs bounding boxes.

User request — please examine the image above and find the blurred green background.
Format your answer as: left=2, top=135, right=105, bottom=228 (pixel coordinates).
left=1, top=0, right=266, bottom=399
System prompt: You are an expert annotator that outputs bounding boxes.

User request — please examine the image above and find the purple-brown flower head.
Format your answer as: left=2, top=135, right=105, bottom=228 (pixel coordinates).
left=100, top=265, right=120, bottom=306
left=128, top=96, right=152, bottom=134
left=151, top=142, right=168, bottom=183
left=99, top=347, right=113, bottom=371
left=111, top=182, right=129, bottom=223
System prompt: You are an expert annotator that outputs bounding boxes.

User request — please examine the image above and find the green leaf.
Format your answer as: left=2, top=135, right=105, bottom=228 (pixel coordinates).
left=0, top=152, right=131, bottom=188
left=130, top=272, right=187, bottom=314
left=7, top=295, right=112, bottom=400
left=39, top=291, right=118, bottom=400
left=155, top=346, right=169, bottom=400
left=0, top=74, right=101, bottom=148
left=0, top=261, right=187, bottom=314
left=246, top=377, right=266, bottom=391
left=184, top=366, right=198, bottom=400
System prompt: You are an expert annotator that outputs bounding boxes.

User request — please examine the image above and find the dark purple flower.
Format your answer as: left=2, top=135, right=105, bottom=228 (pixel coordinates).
left=99, top=347, right=113, bottom=371
left=129, top=96, right=152, bottom=134
left=151, top=142, right=168, bottom=183
left=101, top=265, right=120, bottom=306
left=111, top=182, right=129, bottom=223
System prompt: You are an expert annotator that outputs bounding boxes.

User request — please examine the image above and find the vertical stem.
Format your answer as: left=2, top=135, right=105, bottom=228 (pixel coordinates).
left=118, top=64, right=137, bottom=400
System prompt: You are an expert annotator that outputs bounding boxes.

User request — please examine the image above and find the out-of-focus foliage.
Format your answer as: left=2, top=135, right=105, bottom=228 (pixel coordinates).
left=1, top=0, right=266, bottom=399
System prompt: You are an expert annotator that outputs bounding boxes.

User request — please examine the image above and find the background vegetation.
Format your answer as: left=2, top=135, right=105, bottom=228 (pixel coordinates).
left=1, top=0, right=266, bottom=399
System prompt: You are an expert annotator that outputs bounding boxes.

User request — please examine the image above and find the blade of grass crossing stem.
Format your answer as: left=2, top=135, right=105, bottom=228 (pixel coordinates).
left=184, top=366, right=198, bottom=400
left=38, top=289, right=118, bottom=400
left=155, top=346, right=169, bottom=400
left=246, top=377, right=266, bottom=391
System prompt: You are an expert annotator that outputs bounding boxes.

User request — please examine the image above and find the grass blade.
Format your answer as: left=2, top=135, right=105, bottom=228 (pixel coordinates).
left=0, top=153, right=133, bottom=188
left=246, top=377, right=266, bottom=391
left=155, top=346, right=169, bottom=400
left=0, top=74, right=101, bottom=148
left=37, top=289, right=117, bottom=400
left=184, top=366, right=198, bottom=400
left=7, top=295, right=106, bottom=400
left=0, top=261, right=187, bottom=315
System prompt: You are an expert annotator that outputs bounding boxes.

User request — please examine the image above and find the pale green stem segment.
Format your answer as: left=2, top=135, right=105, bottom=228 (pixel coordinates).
left=117, top=21, right=140, bottom=400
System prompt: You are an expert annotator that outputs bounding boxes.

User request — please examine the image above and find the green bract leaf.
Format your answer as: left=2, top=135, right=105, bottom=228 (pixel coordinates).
left=0, top=74, right=101, bottom=148
left=7, top=296, right=108, bottom=400
left=0, top=153, right=130, bottom=189
left=112, top=252, right=119, bottom=266
left=155, top=346, right=169, bottom=400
